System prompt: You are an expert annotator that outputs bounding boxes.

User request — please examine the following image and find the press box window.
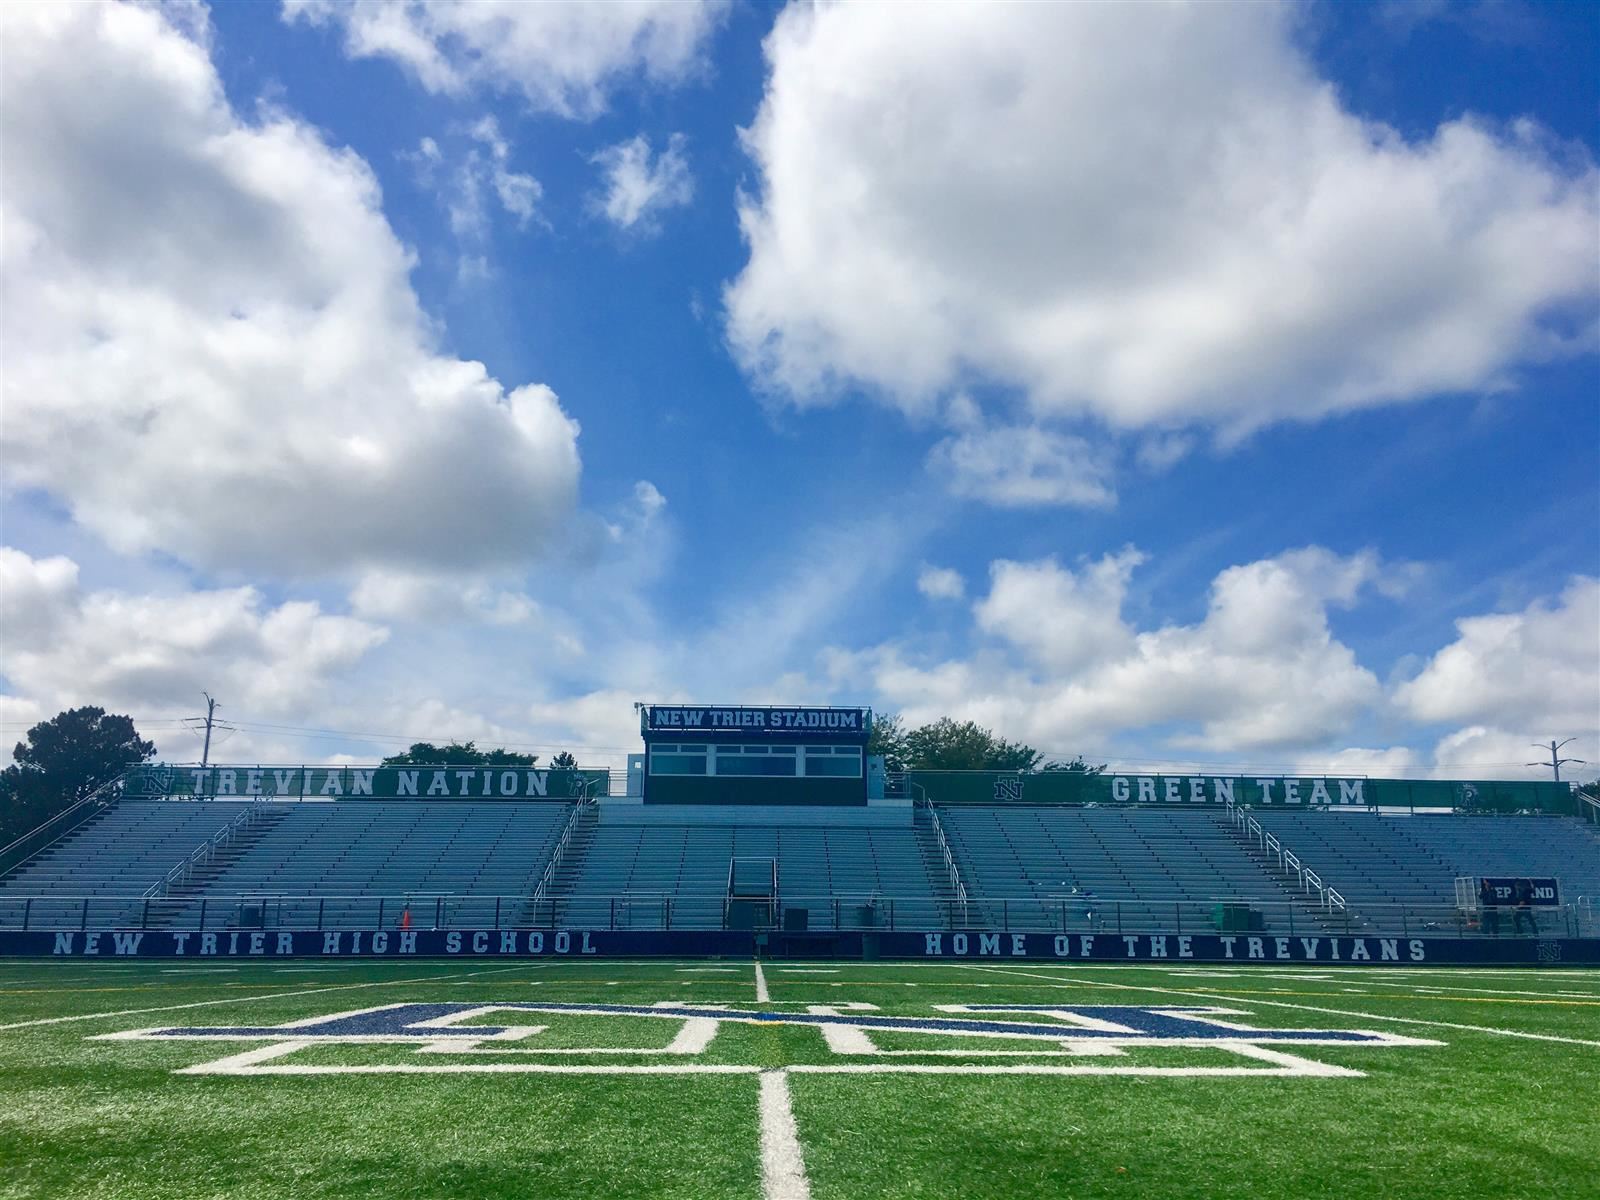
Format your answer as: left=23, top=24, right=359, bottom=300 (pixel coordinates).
left=712, top=745, right=798, bottom=777
left=650, top=745, right=709, bottom=775
left=801, top=747, right=862, bottom=778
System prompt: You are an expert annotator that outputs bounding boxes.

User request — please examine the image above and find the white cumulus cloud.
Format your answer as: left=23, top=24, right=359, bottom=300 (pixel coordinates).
left=851, top=546, right=1397, bottom=754
left=590, top=133, right=694, bottom=234
left=0, top=3, right=581, bottom=577
left=917, top=565, right=965, bottom=602
left=727, top=3, right=1597, bottom=433
left=928, top=424, right=1115, bottom=508
left=1395, top=576, right=1599, bottom=734
left=0, top=547, right=388, bottom=720
left=283, top=0, right=727, bottom=118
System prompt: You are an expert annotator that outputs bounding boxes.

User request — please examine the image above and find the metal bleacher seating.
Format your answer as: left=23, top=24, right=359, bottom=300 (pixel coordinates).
left=1248, top=810, right=1455, bottom=919
left=0, top=801, right=258, bottom=928
left=8, top=794, right=1587, bottom=937
left=551, top=805, right=941, bottom=930
left=0, top=800, right=574, bottom=930
left=1251, top=811, right=1600, bottom=929
left=187, top=801, right=575, bottom=928
left=936, top=806, right=1297, bottom=929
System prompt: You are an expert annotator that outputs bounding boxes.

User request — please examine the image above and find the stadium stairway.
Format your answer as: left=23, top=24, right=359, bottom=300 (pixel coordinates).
left=911, top=804, right=964, bottom=925
left=1209, top=811, right=1357, bottom=933
left=516, top=800, right=599, bottom=926
left=144, top=804, right=293, bottom=926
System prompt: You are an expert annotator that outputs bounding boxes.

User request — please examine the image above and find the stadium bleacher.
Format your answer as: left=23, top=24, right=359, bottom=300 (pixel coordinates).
left=1, top=791, right=1593, bottom=937
left=170, top=800, right=576, bottom=929
left=0, top=800, right=260, bottom=928
left=935, top=805, right=1314, bottom=930
left=1252, top=809, right=1600, bottom=930
left=549, top=804, right=941, bottom=930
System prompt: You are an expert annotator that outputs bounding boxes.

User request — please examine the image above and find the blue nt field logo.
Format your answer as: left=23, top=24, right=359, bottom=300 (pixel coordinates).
left=93, top=1000, right=1439, bottom=1079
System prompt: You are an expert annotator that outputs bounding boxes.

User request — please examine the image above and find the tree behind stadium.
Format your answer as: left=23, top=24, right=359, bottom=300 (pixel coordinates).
left=0, top=708, right=156, bottom=843
left=871, top=713, right=1103, bottom=776
left=381, top=741, right=539, bottom=767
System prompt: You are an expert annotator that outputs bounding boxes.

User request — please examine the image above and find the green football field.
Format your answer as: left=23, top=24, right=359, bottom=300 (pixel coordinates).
left=1, top=958, right=1597, bottom=1200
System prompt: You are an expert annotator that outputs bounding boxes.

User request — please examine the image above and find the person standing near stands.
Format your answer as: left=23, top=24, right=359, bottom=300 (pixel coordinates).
left=1512, top=878, right=1537, bottom=936
left=1478, top=878, right=1499, bottom=935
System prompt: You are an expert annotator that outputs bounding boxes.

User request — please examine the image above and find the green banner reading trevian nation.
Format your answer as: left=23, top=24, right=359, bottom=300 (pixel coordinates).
left=123, top=765, right=607, bottom=801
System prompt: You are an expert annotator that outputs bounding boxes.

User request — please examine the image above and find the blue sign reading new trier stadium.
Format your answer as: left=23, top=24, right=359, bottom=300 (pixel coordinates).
left=644, top=705, right=870, bottom=741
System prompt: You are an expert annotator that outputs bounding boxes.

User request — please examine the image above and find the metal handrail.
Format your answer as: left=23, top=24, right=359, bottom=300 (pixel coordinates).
left=0, top=768, right=137, bottom=878
left=1225, top=798, right=1347, bottom=915
left=919, top=798, right=969, bottom=924
left=141, top=801, right=265, bottom=899
left=529, top=791, right=595, bottom=908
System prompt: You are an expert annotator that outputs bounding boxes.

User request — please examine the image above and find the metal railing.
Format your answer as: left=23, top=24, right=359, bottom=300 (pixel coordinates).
left=528, top=785, right=598, bottom=910
left=1579, top=790, right=1599, bottom=826
left=3, top=890, right=1586, bottom=938
left=142, top=802, right=267, bottom=899
left=1225, top=797, right=1347, bottom=916
left=918, top=794, right=969, bottom=924
left=0, top=769, right=135, bottom=880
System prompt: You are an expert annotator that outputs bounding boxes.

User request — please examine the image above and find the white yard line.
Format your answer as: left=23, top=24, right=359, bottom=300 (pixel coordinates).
left=954, top=965, right=1600, bottom=1048
left=161, top=968, right=241, bottom=974
left=180, top=1059, right=762, bottom=1077
left=0, top=964, right=530, bottom=1031
left=755, top=961, right=771, bottom=1003
left=759, top=1070, right=812, bottom=1200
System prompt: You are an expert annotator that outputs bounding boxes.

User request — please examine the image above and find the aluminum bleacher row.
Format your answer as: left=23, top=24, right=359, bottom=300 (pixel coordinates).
left=0, top=800, right=574, bottom=930
left=0, top=801, right=260, bottom=928
left=0, top=799, right=943, bottom=931
left=190, top=801, right=575, bottom=928
left=1, top=796, right=1593, bottom=934
left=936, top=806, right=1309, bottom=930
left=550, top=804, right=940, bottom=930
left=1251, top=810, right=1600, bottom=929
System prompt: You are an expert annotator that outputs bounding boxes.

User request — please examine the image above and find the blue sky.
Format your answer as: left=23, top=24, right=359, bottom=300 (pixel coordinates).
left=1, top=0, right=1595, bottom=778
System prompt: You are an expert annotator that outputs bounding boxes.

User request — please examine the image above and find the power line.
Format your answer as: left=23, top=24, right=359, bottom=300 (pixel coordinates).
left=1527, top=738, right=1586, bottom=783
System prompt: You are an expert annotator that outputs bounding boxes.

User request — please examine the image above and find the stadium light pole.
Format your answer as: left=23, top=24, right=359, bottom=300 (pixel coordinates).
left=1527, top=738, right=1584, bottom=783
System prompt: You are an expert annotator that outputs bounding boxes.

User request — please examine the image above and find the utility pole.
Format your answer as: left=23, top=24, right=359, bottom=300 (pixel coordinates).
left=1527, top=738, right=1584, bottom=783
left=200, top=692, right=218, bottom=769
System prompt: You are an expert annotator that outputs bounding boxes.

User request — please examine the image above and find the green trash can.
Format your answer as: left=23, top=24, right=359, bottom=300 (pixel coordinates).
left=1213, top=903, right=1254, bottom=932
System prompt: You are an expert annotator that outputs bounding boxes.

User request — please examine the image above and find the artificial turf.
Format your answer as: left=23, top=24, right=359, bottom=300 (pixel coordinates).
left=0, top=959, right=1595, bottom=1199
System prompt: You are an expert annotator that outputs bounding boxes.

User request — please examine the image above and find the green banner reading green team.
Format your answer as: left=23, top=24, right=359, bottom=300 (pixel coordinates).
left=907, top=771, right=1575, bottom=813
left=124, top=765, right=608, bottom=801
